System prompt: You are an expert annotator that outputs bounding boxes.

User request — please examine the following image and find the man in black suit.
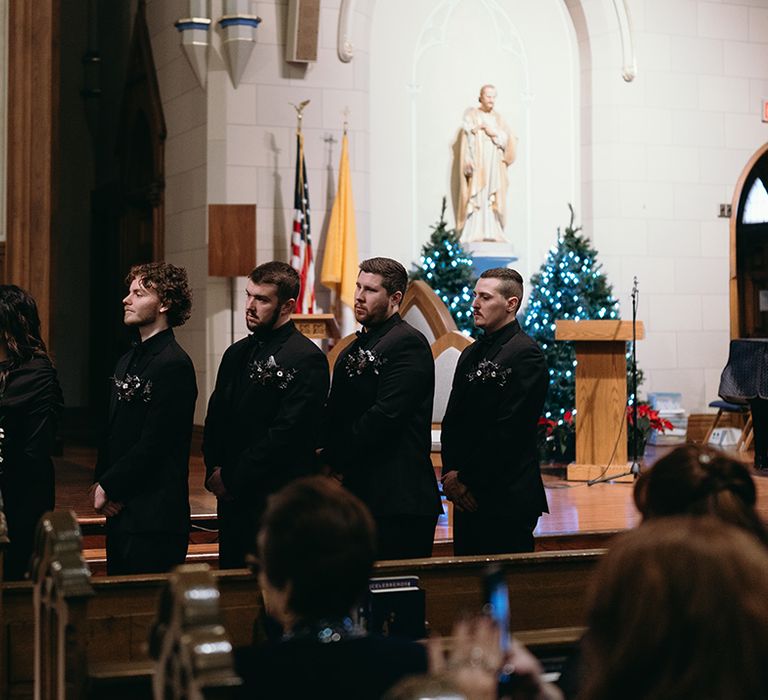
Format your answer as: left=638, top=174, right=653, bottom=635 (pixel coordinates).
left=203, top=261, right=329, bottom=569
left=441, top=267, right=548, bottom=555
left=322, top=257, right=442, bottom=560
left=94, top=263, right=197, bottom=575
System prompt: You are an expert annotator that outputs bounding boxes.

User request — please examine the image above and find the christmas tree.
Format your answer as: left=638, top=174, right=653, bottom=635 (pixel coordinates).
left=522, top=205, right=627, bottom=426
left=411, top=198, right=476, bottom=334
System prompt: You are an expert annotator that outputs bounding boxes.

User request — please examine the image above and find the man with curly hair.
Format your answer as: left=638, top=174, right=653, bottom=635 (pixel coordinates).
left=94, top=262, right=198, bottom=574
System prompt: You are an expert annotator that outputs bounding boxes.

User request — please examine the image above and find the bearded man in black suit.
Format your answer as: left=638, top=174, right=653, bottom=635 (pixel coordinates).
left=441, top=267, right=548, bottom=555
left=94, top=263, right=198, bottom=575
left=203, top=261, right=329, bottom=569
left=322, top=257, right=442, bottom=560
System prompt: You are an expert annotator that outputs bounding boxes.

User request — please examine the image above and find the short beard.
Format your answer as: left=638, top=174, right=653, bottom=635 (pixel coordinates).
left=249, top=306, right=280, bottom=337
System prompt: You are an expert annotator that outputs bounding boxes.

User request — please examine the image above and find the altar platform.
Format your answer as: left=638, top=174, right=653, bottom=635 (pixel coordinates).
left=53, top=444, right=768, bottom=575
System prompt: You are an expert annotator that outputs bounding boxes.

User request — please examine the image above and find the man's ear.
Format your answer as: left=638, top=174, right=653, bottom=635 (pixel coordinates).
left=282, top=297, right=297, bottom=315
left=507, top=296, right=520, bottom=314
left=391, top=290, right=404, bottom=307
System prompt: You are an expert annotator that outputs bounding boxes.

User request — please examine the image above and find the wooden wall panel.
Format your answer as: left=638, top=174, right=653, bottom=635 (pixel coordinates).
left=5, top=0, right=59, bottom=344
left=208, top=204, right=257, bottom=277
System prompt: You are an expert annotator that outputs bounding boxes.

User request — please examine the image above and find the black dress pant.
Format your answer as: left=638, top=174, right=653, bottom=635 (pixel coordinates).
left=106, top=531, right=188, bottom=576
left=750, top=398, right=768, bottom=467
left=218, top=499, right=263, bottom=569
left=375, top=515, right=438, bottom=560
left=453, top=510, right=539, bottom=556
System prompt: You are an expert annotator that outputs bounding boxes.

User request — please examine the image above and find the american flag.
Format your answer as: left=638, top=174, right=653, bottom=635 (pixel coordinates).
left=290, top=131, right=315, bottom=313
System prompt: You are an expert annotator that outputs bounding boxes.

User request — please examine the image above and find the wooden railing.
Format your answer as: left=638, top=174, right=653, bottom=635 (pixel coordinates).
left=0, top=511, right=601, bottom=699
left=150, top=564, right=241, bottom=699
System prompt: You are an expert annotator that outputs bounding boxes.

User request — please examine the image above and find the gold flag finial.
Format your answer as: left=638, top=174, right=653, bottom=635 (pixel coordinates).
left=290, top=99, right=311, bottom=131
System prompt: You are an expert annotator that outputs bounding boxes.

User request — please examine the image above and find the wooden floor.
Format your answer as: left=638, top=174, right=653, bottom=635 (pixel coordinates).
left=54, top=443, right=768, bottom=569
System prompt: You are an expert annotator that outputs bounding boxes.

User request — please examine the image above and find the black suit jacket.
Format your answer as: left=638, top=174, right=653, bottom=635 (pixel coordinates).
left=95, top=328, right=197, bottom=534
left=323, top=313, right=442, bottom=517
left=202, top=321, right=329, bottom=508
left=441, top=319, right=549, bottom=518
left=235, top=636, right=428, bottom=700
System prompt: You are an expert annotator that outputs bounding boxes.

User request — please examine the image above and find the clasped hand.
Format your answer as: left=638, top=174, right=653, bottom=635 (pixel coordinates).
left=92, top=483, right=123, bottom=517
left=441, top=470, right=478, bottom=512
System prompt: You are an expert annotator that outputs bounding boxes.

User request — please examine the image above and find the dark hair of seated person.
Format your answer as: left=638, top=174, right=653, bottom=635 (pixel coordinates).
left=581, top=516, right=768, bottom=700
left=259, top=474, right=377, bottom=622
left=634, top=443, right=768, bottom=546
left=235, top=476, right=428, bottom=700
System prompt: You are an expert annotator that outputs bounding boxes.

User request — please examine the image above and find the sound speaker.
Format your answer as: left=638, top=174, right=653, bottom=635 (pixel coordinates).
left=285, top=0, right=320, bottom=63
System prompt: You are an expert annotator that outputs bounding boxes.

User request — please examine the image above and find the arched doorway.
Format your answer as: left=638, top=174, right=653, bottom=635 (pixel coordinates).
left=730, top=143, right=768, bottom=338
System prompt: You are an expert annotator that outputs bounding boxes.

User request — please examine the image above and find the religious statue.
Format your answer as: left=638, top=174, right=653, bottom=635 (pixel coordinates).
left=457, top=85, right=516, bottom=243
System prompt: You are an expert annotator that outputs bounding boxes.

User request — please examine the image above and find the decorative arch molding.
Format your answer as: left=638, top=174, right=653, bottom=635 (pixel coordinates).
left=729, top=142, right=768, bottom=339
left=407, top=0, right=533, bottom=256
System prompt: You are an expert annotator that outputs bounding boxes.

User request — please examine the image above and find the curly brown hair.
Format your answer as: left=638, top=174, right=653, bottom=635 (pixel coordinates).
left=126, top=263, right=192, bottom=327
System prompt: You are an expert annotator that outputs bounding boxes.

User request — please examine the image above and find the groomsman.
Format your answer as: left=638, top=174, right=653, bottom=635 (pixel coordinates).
left=441, top=268, right=548, bottom=555
left=203, top=262, right=329, bottom=569
left=322, top=257, right=442, bottom=560
left=94, top=263, right=197, bottom=575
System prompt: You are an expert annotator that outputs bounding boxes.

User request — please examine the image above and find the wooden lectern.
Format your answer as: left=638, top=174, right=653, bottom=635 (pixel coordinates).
left=292, top=314, right=341, bottom=340
left=555, top=320, right=645, bottom=482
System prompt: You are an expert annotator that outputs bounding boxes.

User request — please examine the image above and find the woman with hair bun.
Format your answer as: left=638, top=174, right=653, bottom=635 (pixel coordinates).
left=634, top=443, right=768, bottom=545
left=0, top=285, right=63, bottom=580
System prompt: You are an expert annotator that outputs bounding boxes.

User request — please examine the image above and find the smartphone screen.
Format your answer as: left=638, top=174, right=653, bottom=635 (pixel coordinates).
left=483, top=566, right=510, bottom=652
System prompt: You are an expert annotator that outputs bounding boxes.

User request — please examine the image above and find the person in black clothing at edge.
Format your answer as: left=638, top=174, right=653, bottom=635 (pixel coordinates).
left=321, top=257, right=442, bottom=560
left=441, top=267, right=549, bottom=555
left=235, top=476, right=428, bottom=699
left=0, top=285, right=63, bottom=580
left=203, top=261, right=329, bottom=569
left=94, top=263, right=197, bottom=575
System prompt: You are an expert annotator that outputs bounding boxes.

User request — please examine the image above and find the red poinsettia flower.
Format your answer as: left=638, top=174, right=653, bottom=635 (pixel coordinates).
left=627, top=403, right=673, bottom=434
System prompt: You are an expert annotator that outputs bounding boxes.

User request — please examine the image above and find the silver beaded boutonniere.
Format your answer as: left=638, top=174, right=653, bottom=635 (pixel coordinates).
left=249, top=355, right=295, bottom=390
left=111, top=374, right=153, bottom=402
left=467, top=359, right=512, bottom=387
left=344, top=347, right=386, bottom=377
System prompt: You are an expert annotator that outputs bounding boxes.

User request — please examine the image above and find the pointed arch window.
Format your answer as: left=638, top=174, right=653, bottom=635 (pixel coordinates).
left=742, top=178, right=768, bottom=225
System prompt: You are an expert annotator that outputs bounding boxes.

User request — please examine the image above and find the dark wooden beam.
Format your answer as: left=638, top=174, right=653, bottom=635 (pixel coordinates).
left=5, top=0, right=60, bottom=345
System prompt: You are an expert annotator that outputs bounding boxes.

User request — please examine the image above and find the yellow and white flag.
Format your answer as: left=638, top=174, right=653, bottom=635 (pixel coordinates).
left=321, top=132, right=359, bottom=333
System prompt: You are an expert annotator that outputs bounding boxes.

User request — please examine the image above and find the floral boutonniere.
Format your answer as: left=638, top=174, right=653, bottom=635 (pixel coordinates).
left=344, top=347, right=386, bottom=378
left=249, top=355, right=295, bottom=390
left=111, top=374, right=153, bottom=403
left=467, top=359, right=512, bottom=387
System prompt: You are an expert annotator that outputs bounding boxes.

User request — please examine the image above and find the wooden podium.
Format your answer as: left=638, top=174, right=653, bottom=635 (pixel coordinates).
left=292, top=313, right=341, bottom=340
left=555, top=320, right=645, bottom=482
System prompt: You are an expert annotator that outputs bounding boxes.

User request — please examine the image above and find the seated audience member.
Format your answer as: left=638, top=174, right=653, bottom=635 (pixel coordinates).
left=235, top=476, right=428, bottom=699
left=634, top=443, right=768, bottom=545
left=580, top=516, right=768, bottom=700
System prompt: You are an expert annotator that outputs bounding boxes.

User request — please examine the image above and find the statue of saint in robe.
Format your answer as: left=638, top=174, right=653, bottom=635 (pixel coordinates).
left=457, top=85, right=516, bottom=243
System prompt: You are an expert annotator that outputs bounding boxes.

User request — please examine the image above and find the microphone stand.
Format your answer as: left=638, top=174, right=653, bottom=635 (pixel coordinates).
left=588, top=278, right=640, bottom=485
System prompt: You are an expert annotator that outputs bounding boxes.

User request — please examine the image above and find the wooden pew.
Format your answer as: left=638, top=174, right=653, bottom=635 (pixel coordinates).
left=2, top=544, right=599, bottom=698
left=375, top=549, right=601, bottom=644
left=0, top=525, right=260, bottom=700
left=29, top=510, right=94, bottom=700
left=151, top=564, right=241, bottom=699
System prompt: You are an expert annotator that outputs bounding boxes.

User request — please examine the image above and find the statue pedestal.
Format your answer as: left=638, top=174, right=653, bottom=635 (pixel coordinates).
left=467, top=241, right=518, bottom=275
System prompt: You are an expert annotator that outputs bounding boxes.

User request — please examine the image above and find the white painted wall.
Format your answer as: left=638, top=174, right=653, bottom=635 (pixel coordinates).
left=146, top=0, right=768, bottom=416
left=148, top=0, right=373, bottom=420
left=370, top=0, right=580, bottom=291
left=577, top=0, right=768, bottom=412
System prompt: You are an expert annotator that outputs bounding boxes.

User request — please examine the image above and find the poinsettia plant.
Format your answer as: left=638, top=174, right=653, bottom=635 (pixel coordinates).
left=538, top=410, right=575, bottom=463
left=627, top=402, right=674, bottom=450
